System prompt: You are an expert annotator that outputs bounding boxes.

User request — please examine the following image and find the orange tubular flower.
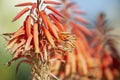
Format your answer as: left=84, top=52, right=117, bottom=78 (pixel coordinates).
left=89, top=13, right=120, bottom=80
left=3, top=0, right=75, bottom=80
left=51, top=0, right=94, bottom=80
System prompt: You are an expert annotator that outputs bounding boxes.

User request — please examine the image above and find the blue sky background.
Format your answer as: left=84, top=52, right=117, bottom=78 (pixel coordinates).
left=73, top=0, right=120, bottom=54
left=74, top=0, right=120, bottom=19
left=73, top=0, right=120, bottom=30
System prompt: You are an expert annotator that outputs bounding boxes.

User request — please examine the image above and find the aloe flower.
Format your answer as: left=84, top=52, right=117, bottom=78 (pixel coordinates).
left=51, top=0, right=95, bottom=80
left=3, top=0, right=75, bottom=80
left=89, top=13, right=120, bottom=80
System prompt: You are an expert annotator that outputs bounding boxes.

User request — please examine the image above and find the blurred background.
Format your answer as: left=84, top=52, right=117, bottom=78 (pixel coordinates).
left=0, top=0, right=120, bottom=80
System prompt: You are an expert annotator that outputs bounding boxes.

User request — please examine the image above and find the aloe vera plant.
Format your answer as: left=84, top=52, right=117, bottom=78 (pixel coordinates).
left=3, top=0, right=75, bottom=80
left=88, top=13, right=120, bottom=80
left=1, top=0, right=120, bottom=80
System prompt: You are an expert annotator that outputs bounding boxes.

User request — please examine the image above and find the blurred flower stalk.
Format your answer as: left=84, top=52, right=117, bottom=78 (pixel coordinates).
left=51, top=0, right=95, bottom=79
left=51, top=0, right=120, bottom=80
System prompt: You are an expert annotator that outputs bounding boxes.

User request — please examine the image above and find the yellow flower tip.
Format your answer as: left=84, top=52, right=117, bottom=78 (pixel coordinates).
left=35, top=50, right=40, bottom=54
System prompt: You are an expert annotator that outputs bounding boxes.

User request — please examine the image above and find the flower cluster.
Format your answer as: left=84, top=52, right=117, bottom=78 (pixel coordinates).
left=3, top=0, right=75, bottom=79
left=2, top=0, right=120, bottom=80
left=51, top=0, right=94, bottom=80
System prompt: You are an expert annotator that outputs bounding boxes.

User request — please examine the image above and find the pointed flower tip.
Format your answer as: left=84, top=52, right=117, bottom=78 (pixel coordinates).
left=35, top=51, right=40, bottom=54
left=15, top=2, right=33, bottom=7
left=46, top=6, right=64, bottom=18
left=44, top=1, right=62, bottom=5
left=12, top=19, right=15, bottom=22
left=12, top=7, right=30, bottom=22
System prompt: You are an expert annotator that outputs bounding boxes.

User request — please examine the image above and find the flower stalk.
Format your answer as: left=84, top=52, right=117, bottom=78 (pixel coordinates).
left=31, top=54, right=51, bottom=80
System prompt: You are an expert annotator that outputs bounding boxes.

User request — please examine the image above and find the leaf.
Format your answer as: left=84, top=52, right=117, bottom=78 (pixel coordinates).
left=46, top=6, right=64, bottom=18
left=16, top=60, right=31, bottom=73
left=33, top=23, right=40, bottom=53
left=6, top=55, right=29, bottom=66
left=15, top=2, right=33, bottom=7
left=12, top=7, right=30, bottom=22
left=42, top=27, right=56, bottom=48
left=44, top=0, right=61, bottom=5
